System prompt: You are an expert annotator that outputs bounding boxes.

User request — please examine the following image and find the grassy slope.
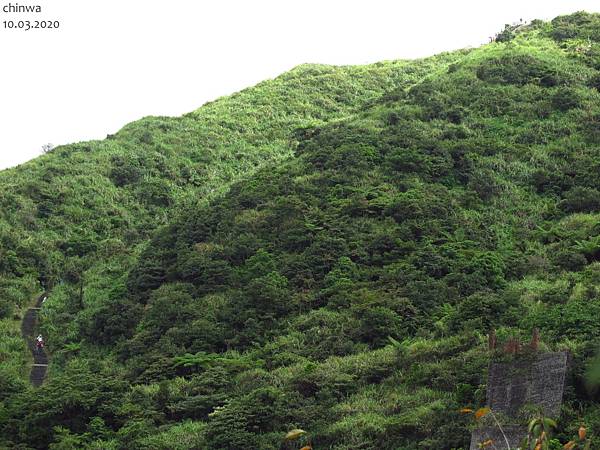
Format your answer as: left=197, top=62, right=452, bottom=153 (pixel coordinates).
left=0, top=59, right=456, bottom=319
left=0, top=55, right=458, bottom=303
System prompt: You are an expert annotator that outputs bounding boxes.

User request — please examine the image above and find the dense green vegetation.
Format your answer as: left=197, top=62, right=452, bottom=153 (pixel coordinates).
left=2, top=11, right=600, bottom=449
left=0, top=54, right=453, bottom=423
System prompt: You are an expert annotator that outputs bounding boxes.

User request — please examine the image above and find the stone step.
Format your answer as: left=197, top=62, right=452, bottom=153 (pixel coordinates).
left=30, top=365, right=47, bottom=387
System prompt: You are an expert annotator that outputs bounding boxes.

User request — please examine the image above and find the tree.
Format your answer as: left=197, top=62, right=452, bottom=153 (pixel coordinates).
left=41, top=143, right=55, bottom=154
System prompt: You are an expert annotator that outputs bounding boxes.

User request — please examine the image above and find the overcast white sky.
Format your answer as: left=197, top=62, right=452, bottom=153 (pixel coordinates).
left=0, top=0, right=599, bottom=170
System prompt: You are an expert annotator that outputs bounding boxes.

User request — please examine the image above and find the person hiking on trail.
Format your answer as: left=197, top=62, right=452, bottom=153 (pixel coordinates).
left=35, top=335, right=44, bottom=352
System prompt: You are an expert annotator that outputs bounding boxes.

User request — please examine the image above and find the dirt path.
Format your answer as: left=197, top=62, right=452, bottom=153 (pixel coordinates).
left=20, top=294, right=48, bottom=387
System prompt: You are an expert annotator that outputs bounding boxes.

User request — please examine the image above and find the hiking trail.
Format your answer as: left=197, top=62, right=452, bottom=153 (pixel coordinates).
left=20, top=293, right=48, bottom=387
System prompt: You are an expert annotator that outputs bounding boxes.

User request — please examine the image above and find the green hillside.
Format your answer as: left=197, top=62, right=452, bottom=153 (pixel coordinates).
left=0, top=53, right=454, bottom=402
left=3, top=11, right=600, bottom=450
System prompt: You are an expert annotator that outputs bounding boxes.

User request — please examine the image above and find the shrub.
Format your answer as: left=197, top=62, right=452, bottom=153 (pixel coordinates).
left=553, top=248, right=588, bottom=271
left=0, top=300, right=13, bottom=319
left=551, top=87, right=583, bottom=111
left=559, top=187, right=600, bottom=213
left=476, top=54, right=564, bottom=87
left=549, top=11, right=600, bottom=42
left=109, top=156, right=142, bottom=187
left=449, top=290, right=516, bottom=332
left=136, top=178, right=173, bottom=207
left=495, top=24, right=518, bottom=43
left=589, top=73, right=600, bottom=91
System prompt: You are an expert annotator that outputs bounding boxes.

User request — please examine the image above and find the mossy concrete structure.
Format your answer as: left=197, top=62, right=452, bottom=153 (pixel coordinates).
left=470, top=351, right=570, bottom=450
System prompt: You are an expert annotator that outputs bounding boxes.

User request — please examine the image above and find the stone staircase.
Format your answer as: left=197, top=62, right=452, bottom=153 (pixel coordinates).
left=20, top=294, right=48, bottom=387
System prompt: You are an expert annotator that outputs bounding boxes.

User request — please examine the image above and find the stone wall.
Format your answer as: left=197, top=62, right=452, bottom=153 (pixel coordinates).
left=487, top=352, right=569, bottom=417
left=470, top=351, right=570, bottom=449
